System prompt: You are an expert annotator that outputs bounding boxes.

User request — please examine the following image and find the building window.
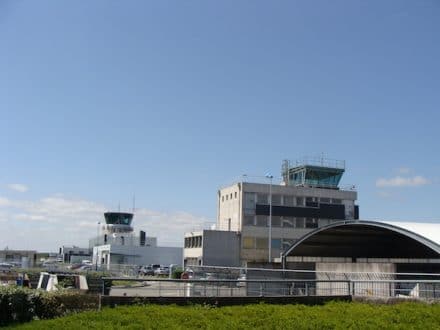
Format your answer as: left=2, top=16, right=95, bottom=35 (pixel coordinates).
left=283, top=196, right=294, bottom=207
left=226, top=195, right=229, bottom=201
left=320, top=197, right=330, bottom=203
left=243, top=216, right=255, bottom=226
left=271, top=216, right=282, bottom=227
left=257, top=193, right=268, bottom=204
left=271, top=194, right=282, bottom=205
left=282, top=217, right=294, bottom=227
left=296, top=197, right=304, bottom=206
left=306, top=197, right=319, bottom=207
left=305, top=218, right=318, bottom=228
left=244, top=193, right=256, bottom=215
left=230, top=193, right=233, bottom=199
left=235, top=191, right=237, bottom=199
left=256, top=215, right=268, bottom=227
left=256, top=237, right=268, bottom=249
left=332, top=198, right=342, bottom=204
left=222, top=196, right=224, bottom=202
left=271, top=239, right=282, bottom=249
left=295, top=217, right=305, bottom=228
left=243, top=237, right=255, bottom=249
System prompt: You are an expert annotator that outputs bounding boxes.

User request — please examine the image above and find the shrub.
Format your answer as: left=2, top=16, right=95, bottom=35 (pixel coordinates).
left=0, top=286, right=99, bottom=326
left=171, top=267, right=183, bottom=279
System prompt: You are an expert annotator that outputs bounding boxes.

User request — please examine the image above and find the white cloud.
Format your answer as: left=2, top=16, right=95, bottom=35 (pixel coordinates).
left=0, top=197, right=11, bottom=206
left=376, top=175, right=430, bottom=188
left=384, top=221, right=440, bottom=245
left=0, top=195, right=210, bottom=251
left=7, top=183, right=29, bottom=193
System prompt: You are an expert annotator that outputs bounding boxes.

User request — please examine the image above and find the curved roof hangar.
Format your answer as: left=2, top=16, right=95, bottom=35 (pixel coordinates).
left=283, top=220, right=440, bottom=260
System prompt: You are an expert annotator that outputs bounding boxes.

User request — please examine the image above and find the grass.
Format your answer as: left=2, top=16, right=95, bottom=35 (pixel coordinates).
left=6, top=301, right=440, bottom=329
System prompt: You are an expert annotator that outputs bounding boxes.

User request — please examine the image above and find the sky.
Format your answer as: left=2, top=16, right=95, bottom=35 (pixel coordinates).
left=0, top=1, right=439, bottom=251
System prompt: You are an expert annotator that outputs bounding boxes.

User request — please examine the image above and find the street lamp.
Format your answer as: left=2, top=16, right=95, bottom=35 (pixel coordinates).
left=95, top=222, right=100, bottom=271
left=265, top=174, right=273, bottom=262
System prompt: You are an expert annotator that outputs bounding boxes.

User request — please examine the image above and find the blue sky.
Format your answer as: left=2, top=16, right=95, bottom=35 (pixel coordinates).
left=0, top=1, right=439, bottom=250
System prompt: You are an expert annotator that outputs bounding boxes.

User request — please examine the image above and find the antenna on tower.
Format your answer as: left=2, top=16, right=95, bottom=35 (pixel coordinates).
left=132, top=194, right=136, bottom=214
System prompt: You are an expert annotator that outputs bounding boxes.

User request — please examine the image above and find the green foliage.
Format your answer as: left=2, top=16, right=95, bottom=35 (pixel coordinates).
left=6, top=301, right=440, bottom=329
left=171, top=267, right=183, bottom=279
left=0, top=286, right=98, bottom=326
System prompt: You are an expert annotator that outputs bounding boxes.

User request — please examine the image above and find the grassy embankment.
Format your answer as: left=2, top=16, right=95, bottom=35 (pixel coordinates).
left=6, top=301, right=440, bottom=329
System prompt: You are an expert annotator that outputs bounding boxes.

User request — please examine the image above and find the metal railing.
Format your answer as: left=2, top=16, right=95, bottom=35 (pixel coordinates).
left=293, top=157, right=345, bottom=170
left=104, top=278, right=440, bottom=300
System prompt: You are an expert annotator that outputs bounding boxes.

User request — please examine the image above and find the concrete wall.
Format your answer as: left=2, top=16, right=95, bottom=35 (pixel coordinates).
left=217, top=184, right=241, bottom=231
left=95, top=244, right=183, bottom=268
left=89, top=234, right=157, bottom=249
left=315, top=262, right=395, bottom=297
left=203, top=230, right=240, bottom=267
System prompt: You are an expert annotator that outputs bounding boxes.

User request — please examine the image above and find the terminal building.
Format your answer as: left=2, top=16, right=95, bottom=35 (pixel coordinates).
left=0, top=249, right=37, bottom=268
left=59, top=246, right=91, bottom=264
left=184, top=158, right=359, bottom=266
left=92, top=212, right=182, bottom=269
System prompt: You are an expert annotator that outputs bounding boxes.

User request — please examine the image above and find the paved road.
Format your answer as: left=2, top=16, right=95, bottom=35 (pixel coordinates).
left=110, top=281, right=246, bottom=297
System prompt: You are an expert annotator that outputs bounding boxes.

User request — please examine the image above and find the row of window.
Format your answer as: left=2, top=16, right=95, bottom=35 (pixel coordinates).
left=221, top=191, right=238, bottom=202
left=244, top=193, right=342, bottom=208
left=242, top=237, right=298, bottom=250
left=184, top=236, right=202, bottom=248
left=243, top=216, right=319, bottom=228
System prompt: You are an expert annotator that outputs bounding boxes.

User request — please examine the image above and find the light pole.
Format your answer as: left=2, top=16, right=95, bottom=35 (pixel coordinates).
left=95, top=222, right=100, bottom=271
left=266, top=174, right=273, bottom=262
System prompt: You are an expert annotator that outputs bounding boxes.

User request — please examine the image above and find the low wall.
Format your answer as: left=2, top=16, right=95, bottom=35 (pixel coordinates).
left=100, top=295, right=352, bottom=307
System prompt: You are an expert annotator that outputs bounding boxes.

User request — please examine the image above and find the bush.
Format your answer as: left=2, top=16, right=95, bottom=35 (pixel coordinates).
left=171, top=267, right=183, bottom=279
left=0, top=286, right=99, bottom=326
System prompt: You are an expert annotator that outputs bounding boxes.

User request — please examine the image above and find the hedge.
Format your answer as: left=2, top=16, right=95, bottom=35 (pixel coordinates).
left=0, top=286, right=99, bottom=326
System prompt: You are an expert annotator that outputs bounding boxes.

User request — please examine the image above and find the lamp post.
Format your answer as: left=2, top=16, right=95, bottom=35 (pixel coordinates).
left=265, top=174, right=273, bottom=262
left=95, top=221, right=100, bottom=271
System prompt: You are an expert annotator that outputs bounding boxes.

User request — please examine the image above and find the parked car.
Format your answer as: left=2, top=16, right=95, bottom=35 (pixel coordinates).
left=0, top=262, right=14, bottom=272
left=200, top=272, right=217, bottom=280
left=180, top=268, right=194, bottom=279
left=139, top=264, right=160, bottom=276
left=154, top=266, right=170, bottom=276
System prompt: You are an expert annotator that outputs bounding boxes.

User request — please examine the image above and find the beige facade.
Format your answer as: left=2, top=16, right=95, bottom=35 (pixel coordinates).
left=217, top=181, right=358, bottom=264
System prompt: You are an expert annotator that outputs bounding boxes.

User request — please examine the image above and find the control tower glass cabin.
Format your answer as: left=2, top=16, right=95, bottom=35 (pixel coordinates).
left=103, top=212, right=134, bottom=234
left=281, top=158, right=345, bottom=189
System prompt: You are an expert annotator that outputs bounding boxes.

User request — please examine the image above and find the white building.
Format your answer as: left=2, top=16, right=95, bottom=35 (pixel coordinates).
left=92, top=212, right=182, bottom=269
left=59, top=246, right=91, bottom=263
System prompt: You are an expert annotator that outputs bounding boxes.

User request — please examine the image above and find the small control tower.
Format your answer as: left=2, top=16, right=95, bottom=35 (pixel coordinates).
left=281, top=157, right=345, bottom=189
left=102, top=212, right=134, bottom=235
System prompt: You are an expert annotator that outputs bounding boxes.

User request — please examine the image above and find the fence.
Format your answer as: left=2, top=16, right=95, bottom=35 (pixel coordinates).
left=104, top=278, right=440, bottom=300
